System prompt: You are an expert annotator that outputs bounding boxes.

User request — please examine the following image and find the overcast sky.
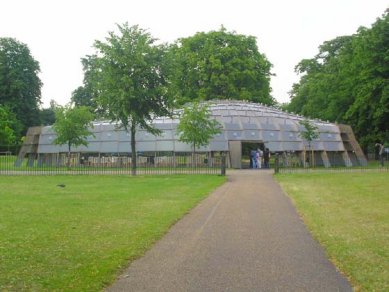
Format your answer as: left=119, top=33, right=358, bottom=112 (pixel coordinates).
left=1, top=0, right=387, bottom=107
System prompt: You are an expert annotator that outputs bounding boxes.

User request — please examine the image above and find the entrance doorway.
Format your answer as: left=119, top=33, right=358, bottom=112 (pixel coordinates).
left=242, top=141, right=265, bottom=169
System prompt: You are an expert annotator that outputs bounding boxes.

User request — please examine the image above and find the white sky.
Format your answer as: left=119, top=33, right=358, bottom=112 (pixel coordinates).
left=1, top=0, right=387, bottom=107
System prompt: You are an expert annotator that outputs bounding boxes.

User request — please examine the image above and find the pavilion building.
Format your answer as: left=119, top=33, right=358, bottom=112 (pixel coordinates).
left=17, top=100, right=367, bottom=168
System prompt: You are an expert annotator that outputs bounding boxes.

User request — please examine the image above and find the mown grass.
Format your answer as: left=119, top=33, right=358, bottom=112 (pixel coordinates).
left=0, top=175, right=225, bottom=291
left=275, top=172, right=389, bottom=291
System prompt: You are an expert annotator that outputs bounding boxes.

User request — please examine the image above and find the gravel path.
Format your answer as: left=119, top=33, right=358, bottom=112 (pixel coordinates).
left=107, top=170, right=352, bottom=291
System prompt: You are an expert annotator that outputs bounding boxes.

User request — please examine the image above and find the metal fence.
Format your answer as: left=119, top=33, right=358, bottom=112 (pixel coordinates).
left=0, top=150, right=226, bottom=176
left=273, top=152, right=388, bottom=174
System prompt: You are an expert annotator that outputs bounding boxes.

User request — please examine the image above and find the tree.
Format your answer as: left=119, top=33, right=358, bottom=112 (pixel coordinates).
left=52, top=105, right=94, bottom=168
left=39, top=100, right=57, bottom=126
left=71, top=56, right=108, bottom=119
left=71, top=56, right=101, bottom=111
left=176, top=102, right=222, bottom=156
left=71, top=86, right=96, bottom=109
left=299, top=119, right=319, bottom=167
left=288, top=35, right=354, bottom=122
left=0, top=38, right=42, bottom=136
left=343, top=12, right=389, bottom=149
left=0, top=105, right=21, bottom=145
left=84, top=23, right=172, bottom=175
left=287, top=10, right=389, bottom=151
left=170, top=27, right=275, bottom=105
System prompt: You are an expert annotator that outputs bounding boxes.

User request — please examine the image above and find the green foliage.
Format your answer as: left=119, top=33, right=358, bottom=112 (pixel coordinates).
left=39, top=108, right=56, bottom=126
left=276, top=172, right=389, bottom=291
left=176, top=102, right=222, bottom=152
left=71, top=58, right=108, bottom=119
left=71, top=85, right=96, bottom=109
left=0, top=175, right=225, bottom=291
left=87, top=23, right=172, bottom=132
left=0, top=105, right=21, bottom=145
left=288, top=11, right=389, bottom=150
left=84, top=23, right=172, bottom=174
left=39, top=100, right=57, bottom=126
left=170, top=27, right=275, bottom=105
left=0, top=106, right=15, bottom=145
left=0, top=38, right=42, bottom=136
left=52, top=104, right=94, bottom=153
left=299, top=119, right=319, bottom=148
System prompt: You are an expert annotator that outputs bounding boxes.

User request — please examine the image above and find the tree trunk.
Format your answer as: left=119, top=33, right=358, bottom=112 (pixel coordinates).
left=67, top=142, right=71, bottom=170
left=192, top=143, right=196, bottom=167
left=130, top=123, right=137, bottom=176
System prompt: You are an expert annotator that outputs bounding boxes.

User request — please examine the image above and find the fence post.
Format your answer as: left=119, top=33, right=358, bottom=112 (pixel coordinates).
left=221, top=152, right=226, bottom=176
left=274, top=153, right=279, bottom=174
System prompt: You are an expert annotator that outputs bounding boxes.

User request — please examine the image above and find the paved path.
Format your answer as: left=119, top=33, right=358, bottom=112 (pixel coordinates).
left=107, top=170, right=351, bottom=291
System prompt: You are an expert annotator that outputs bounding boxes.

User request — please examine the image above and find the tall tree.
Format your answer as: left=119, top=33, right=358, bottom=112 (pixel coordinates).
left=288, top=11, right=389, bottom=151
left=71, top=57, right=101, bottom=111
left=39, top=100, right=57, bottom=126
left=0, top=38, right=42, bottom=136
left=71, top=86, right=96, bottom=109
left=176, top=102, right=222, bottom=154
left=0, top=105, right=21, bottom=145
left=288, top=35, right=354, bottom=122
left=170, top=27, right=275, bottom=105
left=52, top=104, right=94, bottom=168
left=84, top=23, right=172, bottom=175
left=343, top=13, right=389, bottom=149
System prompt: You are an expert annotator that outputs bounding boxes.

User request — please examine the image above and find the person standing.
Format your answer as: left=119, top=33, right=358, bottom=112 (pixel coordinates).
left=256, top=149, right=262, bottom=169
left=376, top=143, right=385, bottom=166
left=264, top=148, right=270, bottom=168
left=250, top=149, right=256, bottom=169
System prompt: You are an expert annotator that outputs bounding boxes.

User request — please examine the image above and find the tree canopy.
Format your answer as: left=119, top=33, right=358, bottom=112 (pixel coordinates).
left=169, top=27, right=275, bottom=106
left=299, top=119, right=319, bottom=149
left=53, top=104, right=94, bottom=167
left=71, top=85, right=97, bottom=109
left=0, top=105, right=21, bottom=145
left=70, top=56, right=101, bottom=112
left=0, top=38, right=42, bottom=136
left=38, top=100, right=57, bottom=126
left=84, top=23, right=172, bottom=175
left=176, top=102, right=222, bottom=153
left=287, top=11, right=389, bottom=150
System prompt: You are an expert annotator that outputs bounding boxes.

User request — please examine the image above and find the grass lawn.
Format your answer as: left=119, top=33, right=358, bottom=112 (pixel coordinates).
left=275, top=172, right=389, bottom=291
left=0, top=175, right=225, bottom=291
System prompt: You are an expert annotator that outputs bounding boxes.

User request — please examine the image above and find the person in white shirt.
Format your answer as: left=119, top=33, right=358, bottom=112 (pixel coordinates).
left=256, top=149, right=262, bottom=169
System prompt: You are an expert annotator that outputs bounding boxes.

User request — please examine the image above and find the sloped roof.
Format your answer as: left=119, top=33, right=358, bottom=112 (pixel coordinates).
left=38, top=100, right=345, bottom=153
